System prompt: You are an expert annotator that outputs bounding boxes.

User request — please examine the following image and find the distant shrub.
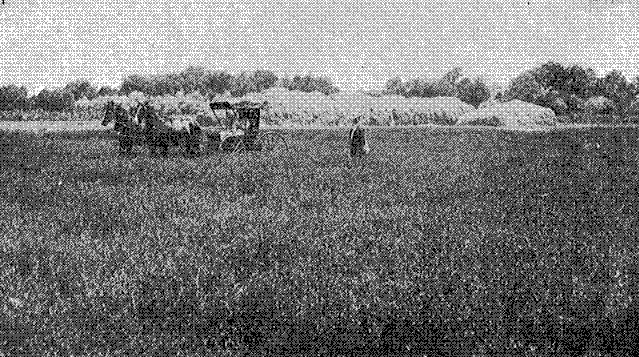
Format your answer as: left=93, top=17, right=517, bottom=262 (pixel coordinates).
left=549, top=97, right=569, bottom=116
left=456, top=77, right=490, bottom=108
left=0, top=85, right=28, bottom=111
left=583, top=96, right=616, bottom=124
left=584, top=96, right=615, bottom=114
left=504, top=72, right=545, bottom=104
left=0, top=110, right=25, bottom=121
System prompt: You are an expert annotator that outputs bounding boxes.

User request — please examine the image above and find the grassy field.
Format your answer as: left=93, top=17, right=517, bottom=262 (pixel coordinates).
left=1, top=126, right=639, bottom=356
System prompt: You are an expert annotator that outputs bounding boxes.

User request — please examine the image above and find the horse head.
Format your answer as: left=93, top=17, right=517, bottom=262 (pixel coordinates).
left=132, top=101, right=147, bottom=127
left=131, top=101, right=141, bottom=125
left=135, top=100, right=166, bottom=131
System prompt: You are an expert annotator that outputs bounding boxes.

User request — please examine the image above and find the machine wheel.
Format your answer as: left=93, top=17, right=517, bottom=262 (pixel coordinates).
left=220, top=136, right=247, bottom=153
left=232, top=138, right=247, bottom=153
left=256, top=131, right=287, bottom=153
left=220, top=135, right=240, bottom=152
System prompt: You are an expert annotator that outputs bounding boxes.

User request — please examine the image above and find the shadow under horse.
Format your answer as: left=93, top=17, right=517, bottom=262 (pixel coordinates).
left=133, top=101, right=203, bottom=157
left=101, top=100, right=145, bottom=154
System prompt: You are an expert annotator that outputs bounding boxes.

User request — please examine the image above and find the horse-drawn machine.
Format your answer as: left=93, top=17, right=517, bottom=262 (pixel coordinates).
left=206, top=100, right=287, bottom=153
left=101, top=98, right=287, bottom=156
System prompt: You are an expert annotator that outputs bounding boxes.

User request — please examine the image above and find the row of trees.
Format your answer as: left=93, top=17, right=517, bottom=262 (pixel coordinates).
left=383, top=68, right=491, bottom=108
left=118, top=67, right=340, bottom=98
left=0, top=68, right=341, bottom=113
left=382, top=62, right=639, bottom=122
left=0, top=80, right=107, bottom=112
left=502, top=62, right=639, bottom=122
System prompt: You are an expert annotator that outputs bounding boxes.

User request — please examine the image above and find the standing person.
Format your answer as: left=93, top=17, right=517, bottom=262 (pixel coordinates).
left=348, top=116, right=370, bottom=158
left=391, top=108, right=399, bottom=126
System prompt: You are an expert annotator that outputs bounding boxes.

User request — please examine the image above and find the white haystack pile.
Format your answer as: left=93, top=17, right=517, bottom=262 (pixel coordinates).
left=257, top=87, right=291, bottom=122
left=369, top=94, right=407, bottom=125
left=403, top=97, right=475, bottom=125
left=297, top=91, right=336, bottom=124
left=477, top=99, right=500, bottom=110
left=257, top=88, right=336, bottom=125
left=330, top=93, right=474, bottom=126
left=230, top=88, right=476, bottom=126
left=331, top=91, right=375, bottom=125
left=457, top=100, right=556, bottom=127
left=238, top=92, right=268, bottom=104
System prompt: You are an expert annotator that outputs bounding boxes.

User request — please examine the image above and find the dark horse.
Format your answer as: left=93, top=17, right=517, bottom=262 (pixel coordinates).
left=133, top=100, right=203, bottom=157
left=101, top=100, right=145, bottom=154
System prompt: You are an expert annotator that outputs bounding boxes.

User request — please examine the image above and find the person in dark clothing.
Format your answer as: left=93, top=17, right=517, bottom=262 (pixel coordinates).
left=348, top=116, right=370, bottom=158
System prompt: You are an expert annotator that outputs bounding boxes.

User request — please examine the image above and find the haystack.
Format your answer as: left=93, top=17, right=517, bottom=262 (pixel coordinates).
left=369, top=95, right=407, bottom=125
left=403, top=97, right=475, bottom=125
left=230, top=89, right=478, bottom=126
left=332, top=91, right=375, bottom=125
left=457, top=100, right=556, bottom=127
left=260, top=88, right=335, bottom=125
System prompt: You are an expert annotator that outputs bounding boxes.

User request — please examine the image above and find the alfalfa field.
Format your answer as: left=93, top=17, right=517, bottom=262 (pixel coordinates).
left=1, top=126, right=638, bottom=356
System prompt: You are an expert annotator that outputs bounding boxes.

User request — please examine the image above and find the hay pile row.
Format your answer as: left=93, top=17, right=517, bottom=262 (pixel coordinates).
left=457, top=100, right=557, bottom=127
left=83, top=88, right=559, bottom=128
left=236, top=88, right=476, bottom=126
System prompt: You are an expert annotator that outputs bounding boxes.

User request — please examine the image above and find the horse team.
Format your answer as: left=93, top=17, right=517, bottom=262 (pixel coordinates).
left=101, top=100, right=203, bottom=156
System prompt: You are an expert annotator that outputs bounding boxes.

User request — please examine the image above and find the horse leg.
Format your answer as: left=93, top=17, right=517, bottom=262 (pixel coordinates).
left=148, top=135, right=155, bottom=156
left=148, top=135, right=157, bottom=156
left=161, top=134, right=169, bottom=156
left=185, top=135, right=193, bottom=157
left=191, top=130, right=202, bottom=157
left=118, top=138, right=125, bottom=154
left=182, top=134, right=192, bottom=157
left=186, top=124, right=194, bottom=156
left=128, top=137, right=135, bottom=155
left=189, top=139, right=197, bottom=157
left=187, top=142, right=195, bottom=157
left=125, top=139, right=132, bottom=155
left=119, top=137, right=129, bottom=155
left=182, top=142, right=189, bottom=157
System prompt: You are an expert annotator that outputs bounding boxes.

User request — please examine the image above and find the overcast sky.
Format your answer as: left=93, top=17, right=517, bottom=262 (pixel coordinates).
left=0, top=0, right=637, bottom=94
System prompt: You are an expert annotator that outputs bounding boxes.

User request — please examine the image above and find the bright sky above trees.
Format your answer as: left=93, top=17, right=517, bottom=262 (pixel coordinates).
left=0, top=0, right=637, bottom=94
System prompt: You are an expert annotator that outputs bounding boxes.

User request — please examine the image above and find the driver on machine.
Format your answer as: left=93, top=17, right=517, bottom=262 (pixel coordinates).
left=219, top=111, right=244, bottom=143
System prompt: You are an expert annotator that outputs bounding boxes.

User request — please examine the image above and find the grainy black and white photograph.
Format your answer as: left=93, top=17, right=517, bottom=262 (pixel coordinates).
left=1, top=0, right=639, bottom=355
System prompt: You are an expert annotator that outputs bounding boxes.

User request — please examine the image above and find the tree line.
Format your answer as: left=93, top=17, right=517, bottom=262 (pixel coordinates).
left=502, top=62, right=639, bottom=122
left=383, top=62, right=639, bottom=123
left=382, top=67, right=491, bottom=108
left=0, top=67, right=340, bottom=113
left=1, top=62, right=638, bottom=123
